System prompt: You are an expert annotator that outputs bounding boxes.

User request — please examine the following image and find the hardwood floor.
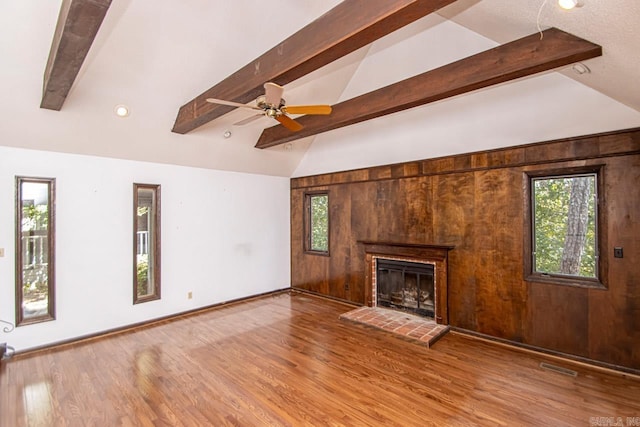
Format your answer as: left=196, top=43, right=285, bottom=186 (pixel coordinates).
left=1, top=292, right=639, bottom=426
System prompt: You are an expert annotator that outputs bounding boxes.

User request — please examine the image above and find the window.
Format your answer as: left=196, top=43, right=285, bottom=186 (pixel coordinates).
left=15, top=177, right=55, bottom=325
left=526, top=167, right=604, bottom=287
left=304, top=192, right=329, bottom=254
left=134, top=184, right=161, bottom=303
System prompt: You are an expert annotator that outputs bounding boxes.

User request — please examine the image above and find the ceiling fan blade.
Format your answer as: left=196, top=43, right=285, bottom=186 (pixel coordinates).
left=275, top=115, right=303, bottom=132
left=282, top=105, right=332, bottom=115
left=263, top=82, right=284, bottom=106
left=234, top=114, right=264, bottom=126
left=206, top=98, right=261, bottom=110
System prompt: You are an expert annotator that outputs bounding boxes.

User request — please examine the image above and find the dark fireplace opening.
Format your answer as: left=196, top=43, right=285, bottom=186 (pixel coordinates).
left=376, top=258, right=434, bottom=318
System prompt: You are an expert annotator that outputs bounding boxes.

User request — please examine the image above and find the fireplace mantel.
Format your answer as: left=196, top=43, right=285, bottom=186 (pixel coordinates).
left=358, top=241, right=454, bottom=258
left=358, top=241, right=454, bottom=325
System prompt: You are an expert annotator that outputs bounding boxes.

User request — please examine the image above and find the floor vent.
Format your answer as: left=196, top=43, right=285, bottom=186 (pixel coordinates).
left=540, top=362, right=578, bottom=377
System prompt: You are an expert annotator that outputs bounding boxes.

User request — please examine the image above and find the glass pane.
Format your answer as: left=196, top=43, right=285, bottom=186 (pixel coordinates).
left=134, top=184, right=160, bottom=303
left=136, top=188, right=154, bottom=297
left=19, top=180, right=52, bottom=322
left=310, top=194, right=328, bottom=252
left=533, top=175, right=597, bottom=278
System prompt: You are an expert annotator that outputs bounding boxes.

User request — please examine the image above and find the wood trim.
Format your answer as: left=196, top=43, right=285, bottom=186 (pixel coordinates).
left=171, top=0, right=458, bottom=134
left=358, top=241, right=454, bottom=252
left=10, top=288, right=291, bottom=360
left=133, top=183, right=161, bottom=304
left=41, top=0, right=112, bottom=110
left=522, top=165, right=608, bottom=289
left=450, top=329, right=640, bottom=378
left=291, top=127, right=640, bottom=189
left=15, top=177, right=56, bottom=326
left=303, top=191, right=331, bottom=255
left=290, top=288, right=361, bottom=308
left=257, top=28, right=602, bottom=149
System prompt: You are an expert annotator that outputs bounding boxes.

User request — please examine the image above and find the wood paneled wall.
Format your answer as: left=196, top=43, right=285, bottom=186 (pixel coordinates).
left=291, top=127, right=640, bottom=370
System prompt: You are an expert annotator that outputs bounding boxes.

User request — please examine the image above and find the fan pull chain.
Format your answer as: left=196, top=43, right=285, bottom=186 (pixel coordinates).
left=537, top=0, right=549, bottom=40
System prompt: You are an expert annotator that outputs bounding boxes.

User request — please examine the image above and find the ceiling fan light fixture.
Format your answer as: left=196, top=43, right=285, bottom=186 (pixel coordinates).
left=558, top=0, right=579, bottom=10
left=266, top=109, right=278, bottom=118
left=206, top=82, right=331, bottom=134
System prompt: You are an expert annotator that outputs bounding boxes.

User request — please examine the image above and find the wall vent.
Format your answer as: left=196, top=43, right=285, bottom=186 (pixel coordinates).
left=540, top=362, right=578, bottom=377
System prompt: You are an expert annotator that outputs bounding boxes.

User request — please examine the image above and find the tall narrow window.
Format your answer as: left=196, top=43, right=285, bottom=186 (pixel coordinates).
left=16, top=177, right=55, bottom=325
left=527, top=168, right=603, bottom=287
left=304, top=192, right=329, bottom=254
left=134, top=184, right=161, bottom=303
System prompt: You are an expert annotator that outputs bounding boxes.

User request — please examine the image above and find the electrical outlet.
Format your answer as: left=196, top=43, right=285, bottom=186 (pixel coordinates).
left=0, top=248, right=4, bottom=257
left=187, top=291, right=193, bottom=299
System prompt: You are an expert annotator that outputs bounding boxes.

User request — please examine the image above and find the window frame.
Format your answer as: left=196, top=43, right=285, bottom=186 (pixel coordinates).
left=524, top=165, right=607, bottom=289
left=304, top=191, right=330, bottom=256
left=133, top=183, right=161, bottom=304
left=15, top=176, right=56, bottom=326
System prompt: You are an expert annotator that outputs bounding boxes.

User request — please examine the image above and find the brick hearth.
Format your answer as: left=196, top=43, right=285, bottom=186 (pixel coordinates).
left=339, top=306, right=449, bottom=347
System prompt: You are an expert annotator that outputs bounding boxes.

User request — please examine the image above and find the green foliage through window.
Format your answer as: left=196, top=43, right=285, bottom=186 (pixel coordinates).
left=309, top=194, right=329, bottom=252
left=532, top=174, right=597, bottom=278
left=136, top=254, right=149, bottom=296
left=16, top=177, right=56, bottom=325
left=134, top=184, right=160, bottom=303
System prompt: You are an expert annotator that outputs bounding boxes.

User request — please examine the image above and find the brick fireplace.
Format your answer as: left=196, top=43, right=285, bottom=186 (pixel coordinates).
left=359, top=241, right=453, bottom=325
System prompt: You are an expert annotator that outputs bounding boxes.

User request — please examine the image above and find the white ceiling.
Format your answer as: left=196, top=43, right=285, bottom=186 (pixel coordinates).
left=1, top=1, right=639, bottom=177
left=440, top=0, right=640, bottom=114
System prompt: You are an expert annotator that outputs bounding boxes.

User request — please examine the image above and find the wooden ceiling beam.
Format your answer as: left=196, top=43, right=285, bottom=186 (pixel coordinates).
left=255, top=28, right=602, bottom=149
left=171, top=0, right=458, bottom=134
left=41, top=0, right=112, bottom=111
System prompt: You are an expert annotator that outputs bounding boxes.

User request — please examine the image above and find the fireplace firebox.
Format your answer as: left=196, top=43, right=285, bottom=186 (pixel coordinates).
left=376, top=258, right=435, bottom=318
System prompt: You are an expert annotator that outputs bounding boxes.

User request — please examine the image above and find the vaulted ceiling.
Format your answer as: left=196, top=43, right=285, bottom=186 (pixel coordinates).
left=2, top=1, right=640, bottom=177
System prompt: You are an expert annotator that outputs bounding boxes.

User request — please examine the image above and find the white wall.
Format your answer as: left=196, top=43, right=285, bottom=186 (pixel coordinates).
left=0, top=146, right=290, bottom=351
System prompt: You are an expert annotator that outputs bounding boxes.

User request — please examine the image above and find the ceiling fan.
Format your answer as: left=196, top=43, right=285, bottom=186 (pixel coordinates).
left=206, top=82, right=332, bottom=132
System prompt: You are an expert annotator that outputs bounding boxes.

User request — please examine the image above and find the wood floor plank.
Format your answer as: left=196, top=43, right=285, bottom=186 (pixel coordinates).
left=1, top=292, right=639, bottom=426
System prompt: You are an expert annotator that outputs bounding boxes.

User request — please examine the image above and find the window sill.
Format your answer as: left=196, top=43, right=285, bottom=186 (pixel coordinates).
left=304, top=250, right=330, bottom=257
left=17, top=315, right=55, bottom=327
left=525, top=274, right=606, bottom=290
left=134, top=294, right=161, bottom=305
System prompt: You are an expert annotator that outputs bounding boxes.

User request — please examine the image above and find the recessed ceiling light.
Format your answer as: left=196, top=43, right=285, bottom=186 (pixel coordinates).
left=114, top=105, right=130, bottom=117
left=223, top=130, right=232, bottom=138
left=558, top=0, right=579, bottom=10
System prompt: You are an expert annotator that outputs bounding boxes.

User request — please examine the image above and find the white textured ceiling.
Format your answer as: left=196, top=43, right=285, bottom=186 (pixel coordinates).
left=1, top=1, right=639, bottom=177
left=438, top=0, right=640, bottom=113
